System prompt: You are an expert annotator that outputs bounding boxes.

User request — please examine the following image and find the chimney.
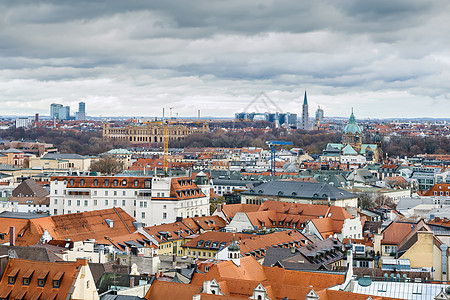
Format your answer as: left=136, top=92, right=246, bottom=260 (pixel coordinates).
left=217, top=204, right=223, bottom=212
left=176, top=217, right=183, bottom=223
left=9, top=227, right=15, bottom=246
left=76, top=258, right=88, bottom=266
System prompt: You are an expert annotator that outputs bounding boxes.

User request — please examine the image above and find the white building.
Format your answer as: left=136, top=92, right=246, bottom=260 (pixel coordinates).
left=49, top=173, right=211, bottom=226
left=15, top=117, right=33, bottom=128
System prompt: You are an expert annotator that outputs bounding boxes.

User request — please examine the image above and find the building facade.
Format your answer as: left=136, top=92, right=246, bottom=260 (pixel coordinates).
left=49, top=174, right=211, bottom=226
left=103, top=122, right=209, bottom=144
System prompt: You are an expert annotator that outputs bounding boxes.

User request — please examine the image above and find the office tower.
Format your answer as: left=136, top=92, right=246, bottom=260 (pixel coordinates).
left=77, top=101, right=86, bottom=120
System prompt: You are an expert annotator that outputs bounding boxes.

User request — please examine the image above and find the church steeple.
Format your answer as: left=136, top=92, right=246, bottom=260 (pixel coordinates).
left=228, top=235, right=240, bottom=266
left=301, top=90, right=309, bottom=130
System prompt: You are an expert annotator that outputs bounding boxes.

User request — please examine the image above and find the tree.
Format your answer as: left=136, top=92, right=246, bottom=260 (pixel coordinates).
left=358, top=192, right=373, bottom=209
left=374, top=193, right=397, bottom=209
left=90, top=156, right=123, bottom=175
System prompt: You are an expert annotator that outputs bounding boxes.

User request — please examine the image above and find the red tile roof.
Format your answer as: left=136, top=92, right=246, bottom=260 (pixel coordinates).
left=0, top=258, right=91, bottom=300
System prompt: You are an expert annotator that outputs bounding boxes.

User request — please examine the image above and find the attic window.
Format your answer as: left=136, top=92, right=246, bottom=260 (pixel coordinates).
left=80, top=179, right=85, bottom=186
left=122, top=179, right=127, bottom=186
left=69, top=179, right=74, bottom=185
left=37, top=270, right=49, bottom=287
left=22, top=269, right=34, bottom=286
left=93, top=179, right=98, bottom=186
left=113, top=180, right=118, bottom=186
left=278, top=191, right=283, bottom=195
left=7, top=268, right=19, bottom=285
left=134, top=180, right=139, bottom=187
left=104, top=179, right=109, bottom=187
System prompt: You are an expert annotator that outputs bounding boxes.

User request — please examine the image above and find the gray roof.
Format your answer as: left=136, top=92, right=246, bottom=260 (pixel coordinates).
left=43, top=153, right=87, bottom=160
left=241, top=181, right=357, bottom=200
left=0, top=245, right=59, bottom=262
left=101, top=295, right=144, bottom=300
left=0, top=211, right=50, bottom=219
left=212, top=179, right=261, bottom=186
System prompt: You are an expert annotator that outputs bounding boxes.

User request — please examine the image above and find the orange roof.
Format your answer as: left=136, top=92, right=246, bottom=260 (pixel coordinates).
left=0, top=258, right=90, bottom=300
left=310, top=217, right=344, bottom=239
left=219, top=204, right=259, bottom=222
left=0, top=208, right=138, bottom=246
left=145, top=280, right=201, bottom=300
left=428, top=217, right=450, bottom=228
left=381, top=222, right=414, bottom=245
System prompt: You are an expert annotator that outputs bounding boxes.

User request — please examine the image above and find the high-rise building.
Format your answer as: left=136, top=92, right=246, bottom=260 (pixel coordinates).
left=50, top=103, right=70, bottom=120
left=301, top=91, right=309, bottom=130
left=77, top=101, right=86, bottom=120
left=50, top=103, right=63, bottom=119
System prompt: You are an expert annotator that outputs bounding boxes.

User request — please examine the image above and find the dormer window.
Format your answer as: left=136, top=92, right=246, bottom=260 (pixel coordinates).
left=22, top=270, right=34, bottom=286
left=8, top=268, right=19, bottom=285
left=37, top=270, right=49, bottom=287
left=104, top=179, right=109, bottom=186
left=93, top=179, right=98, bottom=186
left=113, top=180, right=118, bottom=186
left=69, top=179, right=74, bottom=185
left=122, top=179, right=127, bottom=186
left=53, top=272, right=64, bottom=288
left=80, top=179, right=85, bottom=186
left=134, top=180, right=139, bottom=187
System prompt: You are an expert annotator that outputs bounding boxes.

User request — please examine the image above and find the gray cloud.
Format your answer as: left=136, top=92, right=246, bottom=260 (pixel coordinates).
left=0, top=0, right=449, bottom=118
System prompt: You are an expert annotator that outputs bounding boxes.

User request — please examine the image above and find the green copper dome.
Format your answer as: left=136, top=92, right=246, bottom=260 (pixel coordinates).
left=228, top=238, right=240, bottom=251
left=343, top=109, right=362, bottom=135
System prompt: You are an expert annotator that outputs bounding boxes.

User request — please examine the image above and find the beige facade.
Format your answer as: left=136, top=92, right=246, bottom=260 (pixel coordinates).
left=29, top=157, right=69, bottom=169
left=103, top=122, right=209, bottom=144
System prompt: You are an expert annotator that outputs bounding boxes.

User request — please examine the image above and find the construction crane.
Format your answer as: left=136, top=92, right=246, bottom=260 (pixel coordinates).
left=266, top=140, right=293, bottom=176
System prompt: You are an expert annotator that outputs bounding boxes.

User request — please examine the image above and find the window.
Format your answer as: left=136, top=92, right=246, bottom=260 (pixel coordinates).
left=94, top=179, right=98, bottom=186
left=141, top=212, right=146, bottom=219
left=163, top=205, right=167, bottom=209
left=93, top=199, right=97, bottom=206
left=113, top=180, right=118, bottom=186
left=8, top=275, right=16, bottom=285
left=68, top=210, right=71, bottom=214
left=104, top=179, right=109, bottom=186
left=80, top=179, right=85, bottom=186
left=53, top=280, right=61, bottom=288
left=114, top=191, right=117, bottom=196
left=122, top=200, right=126, bottom=206
left=23, top=277, right=31, bottom=286
left=122, top=179, right=127, bottom=186
left=93, top=191, right=97, bottom=196
left=144, top=202, right=147, bottom=208
left=163, top=212, right=167, bottom=219
left=360, top=261, right=369, bottom=268
left=70, top=179, right=74, bottom=185
left=140, top=201, right=143, bottom=208
left=54, top=190, right=58, bottom=195
left=134, top=180, right=139, bottom=187
left=68, top=200, right=72, bottom=206
left=105, top=199, right=109, bottom=206
left=38, top=279, right=45, bottom=287
left=54, top=199, right=57, bottom=204
left=113, top=199, right=117, bottom=206
left=122, top=191, right=126, bottom=196
left=84, top=200, right=88, bottom=206
left=105, top=191, right=108, bottom=196
left=76, top=200, right=80, bottom=206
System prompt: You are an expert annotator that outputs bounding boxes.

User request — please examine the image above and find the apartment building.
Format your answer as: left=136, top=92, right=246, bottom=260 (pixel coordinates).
left=49, top=173, right=211, bottom=226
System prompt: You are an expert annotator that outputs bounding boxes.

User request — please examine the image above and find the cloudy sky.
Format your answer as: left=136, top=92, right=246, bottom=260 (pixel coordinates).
left=1, top=0, right=449, bottom=119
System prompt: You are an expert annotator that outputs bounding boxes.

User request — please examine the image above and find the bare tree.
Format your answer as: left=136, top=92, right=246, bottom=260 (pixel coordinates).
left=90, top=156, right=123, bottom=175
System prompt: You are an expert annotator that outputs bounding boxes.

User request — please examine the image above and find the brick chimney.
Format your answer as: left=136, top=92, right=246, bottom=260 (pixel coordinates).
left=9, top=227, right=15, bottom=246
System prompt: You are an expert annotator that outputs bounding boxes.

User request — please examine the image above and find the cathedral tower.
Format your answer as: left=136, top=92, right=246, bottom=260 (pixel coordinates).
left=301, top=91, right=309, bottom=130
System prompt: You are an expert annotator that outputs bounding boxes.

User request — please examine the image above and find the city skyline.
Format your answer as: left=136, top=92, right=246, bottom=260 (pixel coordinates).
left=1, top=1, right=450, bottom=118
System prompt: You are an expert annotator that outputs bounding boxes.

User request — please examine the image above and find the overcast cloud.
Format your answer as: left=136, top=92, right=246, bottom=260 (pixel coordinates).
left=0, top=0, right=449, bottom=118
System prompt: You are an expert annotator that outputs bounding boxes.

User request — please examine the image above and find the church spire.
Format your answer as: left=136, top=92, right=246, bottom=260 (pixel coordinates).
left=303, top=90, right=308, bottom=105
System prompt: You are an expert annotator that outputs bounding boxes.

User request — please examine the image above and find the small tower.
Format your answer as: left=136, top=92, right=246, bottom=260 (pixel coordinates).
left=227, top=236, right=240, bottom=266
left=195, top=171, right=210, bottom=198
